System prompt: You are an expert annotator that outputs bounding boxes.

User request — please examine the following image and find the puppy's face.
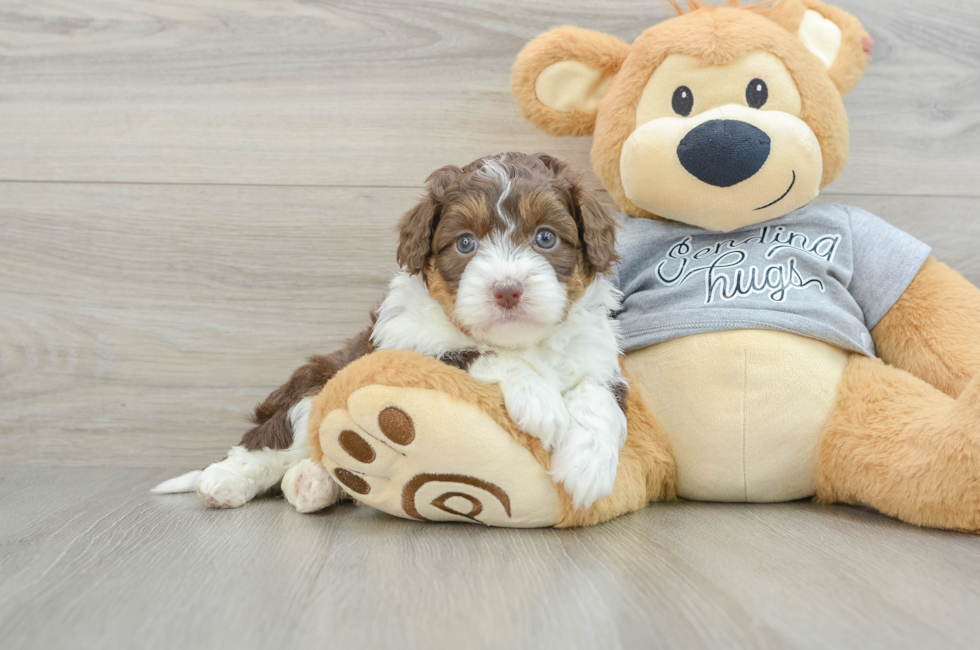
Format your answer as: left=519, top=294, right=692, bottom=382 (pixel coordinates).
left=397, top=153, right=618, bottom=348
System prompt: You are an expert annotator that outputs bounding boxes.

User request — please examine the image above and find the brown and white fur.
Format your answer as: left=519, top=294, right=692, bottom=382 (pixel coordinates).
left=153, top=152, right=627, bottom=512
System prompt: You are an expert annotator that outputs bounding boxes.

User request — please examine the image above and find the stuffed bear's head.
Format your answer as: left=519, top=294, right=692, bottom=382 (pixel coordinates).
left=512, top=0, right=871, bottom=232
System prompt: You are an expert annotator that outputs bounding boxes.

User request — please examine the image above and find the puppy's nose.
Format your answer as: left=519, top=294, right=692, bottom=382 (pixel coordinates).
left=492, top=282, right=524, bottom=309
left=677, top=119, right=771, bottom=187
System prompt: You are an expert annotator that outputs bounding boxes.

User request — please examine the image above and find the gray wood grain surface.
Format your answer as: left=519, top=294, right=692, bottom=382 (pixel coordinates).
left=1, top=467, right=979, bottom=650
left=1, top=0, right=979, bottom=648
left=1, top=0, right=979, bottom=195
left=2, top=186, right=978, bottom=466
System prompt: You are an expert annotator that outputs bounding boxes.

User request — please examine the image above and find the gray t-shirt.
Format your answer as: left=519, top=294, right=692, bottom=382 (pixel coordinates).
left=613, top=203, right=931, bottom=356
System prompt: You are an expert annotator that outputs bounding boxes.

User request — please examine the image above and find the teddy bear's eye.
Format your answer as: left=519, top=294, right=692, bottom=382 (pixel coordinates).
left=746, top=78, right=768, bottom=109
left=672, top=86, right=694, bottom=117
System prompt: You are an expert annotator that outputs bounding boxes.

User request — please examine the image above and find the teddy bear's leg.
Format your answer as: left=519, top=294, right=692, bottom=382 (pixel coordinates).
left=816, top=354, right=980, bottom=532
left=309, top=350, right=675, bottom=527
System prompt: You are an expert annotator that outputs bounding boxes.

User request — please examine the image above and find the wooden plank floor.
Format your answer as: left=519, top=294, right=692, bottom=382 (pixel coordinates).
left=2, top=0, right=979, bottom=195
left=3, top=186, right=977, bottom=467
left=2, top=467, right=980, bottom=650
left=2, top=0, right=979, bottom=464
left=2, top=1, right=979, bottom=648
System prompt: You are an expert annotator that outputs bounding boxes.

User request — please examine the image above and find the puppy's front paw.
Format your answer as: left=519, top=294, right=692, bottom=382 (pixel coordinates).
left=501, top=382, right=569, bottom=450
left=282, top=459, right=341, bottom=514
left=196, top=465, right=253, bottom=509
left=549, top=432, right=620, bottom=510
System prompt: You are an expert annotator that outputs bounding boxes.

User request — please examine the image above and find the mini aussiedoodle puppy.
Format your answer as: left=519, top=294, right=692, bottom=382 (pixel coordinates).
left=154, top=152, right=628, bottom=512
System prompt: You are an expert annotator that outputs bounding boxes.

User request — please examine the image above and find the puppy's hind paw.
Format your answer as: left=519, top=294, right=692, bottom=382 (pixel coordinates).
left=196, top=466, right=253, bottom=509
left=282, top=459, right=342, bottom=514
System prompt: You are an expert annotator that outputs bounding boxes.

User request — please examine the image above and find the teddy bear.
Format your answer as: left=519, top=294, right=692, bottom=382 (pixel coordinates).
left=304, top=0, right=980, bottom=531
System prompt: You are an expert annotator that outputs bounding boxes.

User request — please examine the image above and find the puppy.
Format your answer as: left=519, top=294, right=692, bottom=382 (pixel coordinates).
left=153, top=152, right=627, bottom=512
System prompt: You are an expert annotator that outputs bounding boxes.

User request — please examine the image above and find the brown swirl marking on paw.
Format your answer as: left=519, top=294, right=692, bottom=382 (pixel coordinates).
left=401, top=473, right=511, bottom=522
left=333, top=468, right=370, bottom=495
left=431, top=492, right=483, bottom=521
left=338, top=430, right=376, bottom=463
left=378, top=406, right=415, bottom=445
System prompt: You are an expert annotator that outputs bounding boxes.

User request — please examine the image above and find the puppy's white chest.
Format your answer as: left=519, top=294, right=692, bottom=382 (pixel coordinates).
left=480, top=348, right=581, bottom=393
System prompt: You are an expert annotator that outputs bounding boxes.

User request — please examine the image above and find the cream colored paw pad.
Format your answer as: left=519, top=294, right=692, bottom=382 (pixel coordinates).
left=319, top=385, right=562, bottom=528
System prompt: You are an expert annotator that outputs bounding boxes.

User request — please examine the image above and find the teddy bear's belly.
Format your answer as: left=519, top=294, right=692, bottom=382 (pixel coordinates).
left=623, top=329, right=850, bottom=502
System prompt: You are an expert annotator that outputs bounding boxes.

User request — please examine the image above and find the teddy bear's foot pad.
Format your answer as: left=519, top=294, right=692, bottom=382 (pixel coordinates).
left=319, top=385, right=562, bottom=527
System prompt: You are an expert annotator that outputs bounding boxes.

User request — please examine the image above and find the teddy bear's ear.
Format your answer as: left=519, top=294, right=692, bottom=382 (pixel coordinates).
left=768, top=0, right=872, bottom=97
left=512, top=26, right=630, bottom=137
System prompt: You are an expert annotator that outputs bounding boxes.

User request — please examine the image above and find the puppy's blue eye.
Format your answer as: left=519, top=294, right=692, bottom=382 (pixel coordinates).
left=534, top=229, right=557, bottom=250
left=456, top=234, right=477, bottom=254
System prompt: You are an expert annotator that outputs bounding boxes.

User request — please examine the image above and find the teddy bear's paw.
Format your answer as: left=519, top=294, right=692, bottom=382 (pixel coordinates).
left=282, top=459, right=342, bottom=514
left=318, top=385, right=563, bottom=527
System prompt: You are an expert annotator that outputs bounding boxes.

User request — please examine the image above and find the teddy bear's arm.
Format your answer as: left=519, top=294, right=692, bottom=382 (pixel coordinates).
left=871, top=257, right=980, bottom=398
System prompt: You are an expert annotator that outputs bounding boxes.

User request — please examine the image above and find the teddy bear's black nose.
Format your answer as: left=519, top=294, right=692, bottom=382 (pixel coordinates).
left=677, top=119, right=771, bottom=187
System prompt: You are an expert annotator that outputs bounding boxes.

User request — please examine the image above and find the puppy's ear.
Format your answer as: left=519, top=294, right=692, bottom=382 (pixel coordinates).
left=574, top=180, right=619, bottom=276
left=536, top=154, right=619, bottom=275
left=396, top=165, right=462, bottom=274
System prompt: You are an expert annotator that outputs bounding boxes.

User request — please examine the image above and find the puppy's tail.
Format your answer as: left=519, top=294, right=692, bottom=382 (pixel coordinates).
left=151, top=470, right=203, bottom=494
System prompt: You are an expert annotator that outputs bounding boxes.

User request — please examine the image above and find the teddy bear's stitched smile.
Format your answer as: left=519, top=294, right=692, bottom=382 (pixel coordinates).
left=755, top=170, right=797, bottom=211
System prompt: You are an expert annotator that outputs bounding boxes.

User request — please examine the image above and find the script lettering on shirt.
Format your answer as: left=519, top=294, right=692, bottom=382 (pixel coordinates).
left=655, top=226, right=842, bottom=304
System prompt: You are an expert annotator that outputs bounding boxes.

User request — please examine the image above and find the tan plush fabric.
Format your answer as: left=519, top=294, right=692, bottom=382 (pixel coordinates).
left=872, top=257, right=980, bottom=399
left=512, top=3, right=867, bottom=221
left=817, top=257, right=980, bottom=532
left=590, top=7, right=850, bottom=220
left=516, top=1, right=980, bottom=531
left=619, top=102, right=822, bottom=229
left=305, top=1, right=980, bottom=532
left=817, top=355, right=980, bottom=532
left=535, top=60, right=615, bottom=113
left=512, top=26, right=630, bottom=137
left=619, top=50, right=823, bottom=228
left=308, top=350, right=564, bottom=526
left=319, top=384, right=563, bottom=527
left=310, top=350, right=551, bottom=470
left=769, top=0, right=872, bottom=96
left=796, top=9, right=843, bottom=69
left=309, top=350, right=676, bottom=528
left=626, top=330, right=848, bottom=502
